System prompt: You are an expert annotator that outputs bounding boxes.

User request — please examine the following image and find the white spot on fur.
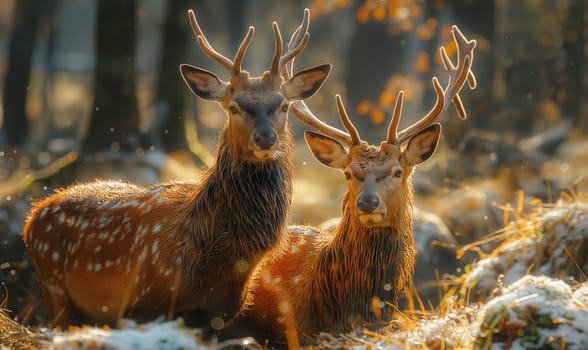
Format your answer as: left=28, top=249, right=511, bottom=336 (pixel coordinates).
left=138, top=248, right=147, bottom=263
left=152, top=224, right=161, bottom=234
left=151, top=240, right=159, bottom=254
left=52, top=252, right=60, bottom=261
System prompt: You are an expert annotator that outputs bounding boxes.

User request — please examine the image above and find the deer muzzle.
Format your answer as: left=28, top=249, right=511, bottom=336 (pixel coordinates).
left=251, top=123, right=279, bottom=159
left=356, top=190, right=386, bottom=225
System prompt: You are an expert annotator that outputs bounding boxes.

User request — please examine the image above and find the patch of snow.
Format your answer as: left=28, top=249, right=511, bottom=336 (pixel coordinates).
left=464, top=199, right=588, bottom=297
left=475, top=275, right=588, bottom=350
left=50, top=319, right=209, bottom=350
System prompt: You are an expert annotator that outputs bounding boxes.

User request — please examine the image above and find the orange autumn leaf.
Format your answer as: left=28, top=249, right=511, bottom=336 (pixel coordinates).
left=379, top=90, right=395, bottom=107
left=370, top=108, right=386, bottom=125
left=426, top=17, right=438, bottom=30
left=388, top=3, right=401, bottom=18
left=416, top=24, right=435, bottom=41
left=357, top=6, right=370, bottom=23
left=356, top=100, right=372, bottom=115
left=336, top=0, right=349, bottom=8
left=440, top=24, right=452, bottom=40
left=400, top=19, right=414, bottom=32
left=373, top=7, right=387, bottom=21
left=415, top=51, right=430, bottom=73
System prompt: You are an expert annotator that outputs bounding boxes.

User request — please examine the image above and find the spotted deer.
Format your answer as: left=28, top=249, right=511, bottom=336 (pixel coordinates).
left=22, top=9, right=330, bottom=330
left=228, top=26, right=476, bottom=347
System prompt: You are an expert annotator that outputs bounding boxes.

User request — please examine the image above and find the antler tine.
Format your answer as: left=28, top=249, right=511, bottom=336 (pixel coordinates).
left=188, top=10, right=234, bottom=72
left=276, top=8, right=311, bottom=73
left=440, top=25, right=477, bottom=119
left=232, top=26, right=255, bottom=75
left=335, top=95, right=361, bottom=146
left=396, top=25, right=476, bottom=144
left=396, top=77, right=445, bottom=144
left=270, top=22, right=283, bottom=75
left=281, top=19, right=305, bottom=79
left=386, top=91, right=404, bottom=144
left=287, top=8, right=310, bottom=56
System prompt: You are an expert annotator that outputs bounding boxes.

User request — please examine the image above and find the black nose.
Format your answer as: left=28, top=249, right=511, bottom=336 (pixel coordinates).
left=254, top=130, right=277, bottom=150
left=356, top=192, right=380, bottom=214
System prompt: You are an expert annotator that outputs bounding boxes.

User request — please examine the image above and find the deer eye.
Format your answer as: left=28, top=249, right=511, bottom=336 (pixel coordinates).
left=393, top=169, right=402, bottom=178
left=344, top=171, right=352, bottom=180
left=280, top=104, right=289, bottom=113
left=229, top=104, right=240, bottom=115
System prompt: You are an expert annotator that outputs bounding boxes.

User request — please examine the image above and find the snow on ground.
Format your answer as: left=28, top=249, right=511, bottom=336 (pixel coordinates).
left=474, top=275, right=588, bottom=350
left=48, top=319, right=209, bottom=350
left=464, top=198, right=588, bottom=298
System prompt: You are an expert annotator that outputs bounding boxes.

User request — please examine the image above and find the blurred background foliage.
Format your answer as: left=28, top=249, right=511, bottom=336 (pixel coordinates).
left=0, top=0, right=587, bottom=324
left=0, top=0, right=585, bottom=162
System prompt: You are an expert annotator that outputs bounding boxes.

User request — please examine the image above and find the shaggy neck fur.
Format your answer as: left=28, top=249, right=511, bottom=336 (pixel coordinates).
left=184, top=125, right=293, bottom=282
left=308, top=186, right=416, bottom=333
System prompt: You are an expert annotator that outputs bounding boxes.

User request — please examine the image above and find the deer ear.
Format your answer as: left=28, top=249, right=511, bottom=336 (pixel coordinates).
left=180, top=64, right=227, bottom=101
left=402, top=124, right=441, bottom=166
left=283, top=64, right=331, bottom=101
left=304, top=130, right=348, bottom=169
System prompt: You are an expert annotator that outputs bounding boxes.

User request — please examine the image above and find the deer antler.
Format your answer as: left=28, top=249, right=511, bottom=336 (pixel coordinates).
left=282, top=11, right=353, bottom=145
left=336, top=95, right=361, bottom=146
left=188, top=9, right=254, bottom=75
left=290, top=26, right=475, bottom=148
left=394, top=25, right=476, bottom=144
left=270, top=8, right=311, bottom=75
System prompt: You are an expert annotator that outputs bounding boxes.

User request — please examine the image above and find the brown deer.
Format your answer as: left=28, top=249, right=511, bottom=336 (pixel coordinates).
left=228, top=26, right=476, bottom=347
left=21, top=9, right=331, bottom=331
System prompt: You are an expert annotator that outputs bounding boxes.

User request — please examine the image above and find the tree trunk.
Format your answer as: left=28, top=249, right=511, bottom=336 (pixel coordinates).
left=154, top=0, right=192, bottom=153
left=83, top=0, right=140, bottom=153
left=1, top=0, right=42, bottom=147
left=562, top=0, right=586, bottom=130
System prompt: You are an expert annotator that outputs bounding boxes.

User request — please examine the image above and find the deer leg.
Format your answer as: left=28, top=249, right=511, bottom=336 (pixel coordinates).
left=38, top=279, right=82, bottom=328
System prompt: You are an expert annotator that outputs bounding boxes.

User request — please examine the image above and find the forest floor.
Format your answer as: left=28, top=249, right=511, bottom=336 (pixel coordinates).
left=1, top=133, right=587, bottom=349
